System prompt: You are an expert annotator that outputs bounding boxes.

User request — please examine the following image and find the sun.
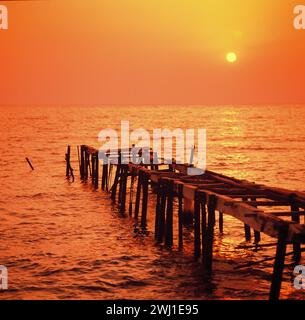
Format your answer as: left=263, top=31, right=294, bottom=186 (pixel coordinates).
left=226, top=52, right=237, bottom=63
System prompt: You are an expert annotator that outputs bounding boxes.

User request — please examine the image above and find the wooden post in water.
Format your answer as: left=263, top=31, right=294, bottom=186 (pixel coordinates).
left=26, top=157, right=35, bottom=171
left=219, top=211, right=224, bottom=235
left=204, top=194, right=216, bottom=272
left=101, top=155, right=108, bottom=191
left=194, top=190, right=201, bottom=259
left=254, top=230, right=261, bottom=243
left=134, top=170, right=142, bottom=220
left=105, top=162, right=109, bottom=191
left=155, top=182, right=162, bottom=240
left=165, top=179, right=174, bottom=247
left=243, top=197, right=251, bottom=241
left=94, top=152, right=99, bottom=189
left=65, top=146, right=71, bottom=177
left=111, top=164, right=121, bottom=202
left=108, top=163, right=113, bottom=191
left=157, top=181, right=167, bottom=243
left=269, top=225, right=289, bottom=301
left=251, top=197, right=261, bottom=244
left=91, top=153, right=95, bottom=186
left=120, top=165, right=128, bottom=213
left=244, top=224, right=251, bottom=241
left=80, top=145, right=85, bottom=180
left=141, top=171, right=149, bottom=229
left=84, top=147, right=90, bottom=180
left=118, top=164, right=123, bottom=206
left=291, top=196, right=301, bottom=263
left=77, top=146, right=81, bottom=175
left=178, top=183, right=183, bottom=249
left=129, top=168, right=136, bottom=217
left=201, top=194, right=207, bottom=261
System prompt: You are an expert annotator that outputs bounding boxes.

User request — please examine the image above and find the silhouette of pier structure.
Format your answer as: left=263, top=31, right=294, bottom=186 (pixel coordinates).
left=66, top=144, right=305, bottom=300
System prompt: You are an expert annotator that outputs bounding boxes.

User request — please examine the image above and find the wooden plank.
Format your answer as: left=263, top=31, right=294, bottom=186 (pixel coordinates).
left=208, top=188, right=255, bottom=195
left=228, top=201, right=290, bottom=207
left=229, top=195, right=269, bottom=199
left=268, top=211, right=304, bottom=217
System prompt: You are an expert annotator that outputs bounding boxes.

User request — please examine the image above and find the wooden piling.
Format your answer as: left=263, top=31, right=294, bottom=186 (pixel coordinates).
left=94, top=152, right=99, bottom=189
left=111, top=164, right=121, bottom=202
left=102, top=158, right=108, bottom=191
left=165, top=179, right=174, bottom=247
left=219, top=211, right=224, bottom=234
left=251, top=197, right=261, bottom=244
left=269, top=225, right=289, bottom=300
left=194, top=190, right=201, bottom=259
left=120, top=165, right=128, bottom=213
left=254, top=231, right=261, bottom=244
left=108, top=163, right=113, bottom=191
left=77, top=146, right=81, bottom=174
left=155, top=183, right=162, bottom=240
left=244, top=224, right=252, bottom=241
left=243, top=197, right=251, bottom=241
left=80, top=145, right=85, bottom=180
left=91, top=153, right=95, bottom=186
left=244, top=223, right=252, bottom=241
left=85, top=149, right=89, bottom=180
left=178, top=184, right=183, bottom=249
left=157, top=182, right=167, bottom=243
left=204, top=194, right=217, bottom=272
left=105, top=163, right=109, bottom=191
left=141, top=172, right=149, bottom=229
left=118, top=165, right=123, bottom=205
left=129, top=168, right=136, bottom=217
left=65, top=146, right=71, bottom=177
left=201, top=195, right=207, bottom=260
left=291, top=200, right=301, bottom=263
left=134, top=170, right=142, bottom=219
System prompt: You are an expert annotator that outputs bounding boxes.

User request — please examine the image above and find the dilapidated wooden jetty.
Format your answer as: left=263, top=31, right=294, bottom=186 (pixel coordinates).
left=66, top=145, right=305, bottom=300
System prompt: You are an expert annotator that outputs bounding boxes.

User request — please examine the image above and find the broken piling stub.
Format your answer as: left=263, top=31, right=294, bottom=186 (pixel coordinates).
left=25, top=157, right=34, bottom=170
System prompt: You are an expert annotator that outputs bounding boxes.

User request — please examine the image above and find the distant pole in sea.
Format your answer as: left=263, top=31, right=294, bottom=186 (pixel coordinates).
left=25, top=157, right=34, bottom=170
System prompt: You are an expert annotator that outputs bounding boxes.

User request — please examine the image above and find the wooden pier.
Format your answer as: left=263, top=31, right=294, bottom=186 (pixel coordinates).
left=66, top=145, right=305, bottom=300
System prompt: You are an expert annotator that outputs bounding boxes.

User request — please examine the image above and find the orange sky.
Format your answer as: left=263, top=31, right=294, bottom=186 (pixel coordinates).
left=1, top=0, right=305, bottom=105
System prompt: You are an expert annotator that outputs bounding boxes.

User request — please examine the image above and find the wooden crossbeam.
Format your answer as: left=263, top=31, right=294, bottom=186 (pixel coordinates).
left=268, top=211, right=305, bottom=217
left=233, top=201, right=290, bottom=207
